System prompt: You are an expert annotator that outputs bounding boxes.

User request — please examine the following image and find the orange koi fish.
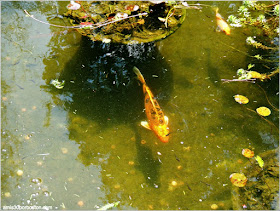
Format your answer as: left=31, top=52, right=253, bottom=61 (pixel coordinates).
left=133, top=67, right=170, bottom=143
left=215, top=8, right=230, bottom=35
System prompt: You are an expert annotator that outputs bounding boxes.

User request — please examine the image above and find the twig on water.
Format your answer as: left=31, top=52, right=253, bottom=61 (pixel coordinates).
left=24, top=10, right=148, bottom=30
left=221, top=78, right=256, bottom=83
left=24, top=10, right=77, bottom=28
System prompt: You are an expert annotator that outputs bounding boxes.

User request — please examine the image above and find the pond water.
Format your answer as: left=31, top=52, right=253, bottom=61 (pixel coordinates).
left=1, top=1, right=279, bottom=210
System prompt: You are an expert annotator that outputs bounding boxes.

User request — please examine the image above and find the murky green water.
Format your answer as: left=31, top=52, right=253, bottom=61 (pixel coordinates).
left=1, top=1, right=279, bottom=210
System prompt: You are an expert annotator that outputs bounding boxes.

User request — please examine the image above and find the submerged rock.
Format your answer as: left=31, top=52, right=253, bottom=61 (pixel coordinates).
left=64, top=1, right=186, bottom=44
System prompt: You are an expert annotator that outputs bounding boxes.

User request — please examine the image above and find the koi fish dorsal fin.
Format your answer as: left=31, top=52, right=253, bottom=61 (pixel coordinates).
left=133, top=67, right=146, bottom=84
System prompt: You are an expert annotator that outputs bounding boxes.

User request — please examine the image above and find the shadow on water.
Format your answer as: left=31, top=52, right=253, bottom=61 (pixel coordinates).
left=204, top=48, right=221, bottom=87
left=43, top=37, right=173, bottom=124
left=42, top=35, right=173, bottom=187
left=132, top=124, right=161, bottom=187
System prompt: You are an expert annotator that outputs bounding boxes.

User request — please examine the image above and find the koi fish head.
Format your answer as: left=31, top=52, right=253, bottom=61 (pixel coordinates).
left=224, top=27, right=231, bottom=35
left=216, top=18, right=231, bottom=35
left=155, top=125, right=170, bottom=143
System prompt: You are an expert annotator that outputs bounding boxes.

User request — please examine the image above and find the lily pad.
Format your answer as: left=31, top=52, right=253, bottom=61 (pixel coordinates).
left=234, top=95, right=249, bottom=104
left=256, top=106, right=271, bottom=116
left=242, top=148, right=254, bottom=158
left=230, top=173, right=247, bottom=187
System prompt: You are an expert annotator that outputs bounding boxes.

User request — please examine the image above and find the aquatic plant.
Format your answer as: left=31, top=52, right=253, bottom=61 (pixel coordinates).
left=227, top=1, right=279, bottom=49
left=232, top=93, right=278, bottom=132
left=63, top=1, right=188, bottom=44
left=232, top=149, right=279, bottom=210
left=224, top=1, right=279, bottom=83
left=254, top=155, right=264, bottom=168
left=24, top=1, right=192, bottom=44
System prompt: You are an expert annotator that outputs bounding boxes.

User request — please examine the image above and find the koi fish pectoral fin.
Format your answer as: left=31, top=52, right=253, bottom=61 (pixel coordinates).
left=216, top=26, right=221, bottom=32
left=141, top=121, right=151, bottom=130
left=164, top=116, right=169, bottom=125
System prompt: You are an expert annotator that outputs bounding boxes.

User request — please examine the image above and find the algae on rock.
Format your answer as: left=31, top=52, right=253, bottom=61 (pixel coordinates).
left=64, top=1, right=186, bottom=44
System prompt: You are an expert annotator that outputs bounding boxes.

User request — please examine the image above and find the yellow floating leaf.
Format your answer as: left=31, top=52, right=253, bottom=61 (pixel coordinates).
left=255, top=155, right=264, bottom=168
left=234, top=95, right=249, bottom=104
left=256, top=106, right=271, bottom=117
left=247, top=71, right=262, bottom=79
left=242, top=148, right=254, bottom=158
left=229, top=173, right=247, bottom=187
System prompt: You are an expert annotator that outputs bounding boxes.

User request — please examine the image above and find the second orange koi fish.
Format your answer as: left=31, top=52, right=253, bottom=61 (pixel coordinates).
left=133, top=67, right=170, bottom=143
left=215, top=8, right=230, bottom=35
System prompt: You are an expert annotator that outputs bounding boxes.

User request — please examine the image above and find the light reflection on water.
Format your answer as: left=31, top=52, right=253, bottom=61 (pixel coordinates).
left=1, top=1, right=278, bottom=210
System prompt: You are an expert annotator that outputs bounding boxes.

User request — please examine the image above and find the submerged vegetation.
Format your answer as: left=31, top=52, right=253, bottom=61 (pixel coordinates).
left=225, top=2, right=279, bottom=210
left=232, top=149, right=279, bottom=210
left=223, top=1, right=279, bottom=132
left=226, top=1, right=279, bottom=82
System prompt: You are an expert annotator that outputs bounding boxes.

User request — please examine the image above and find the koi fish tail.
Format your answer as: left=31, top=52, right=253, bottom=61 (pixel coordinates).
left=215, top=7, right=219, bottom=14
left=215, top=7, right=222, bottom=19
left=133, top=66, right=146, bottom=84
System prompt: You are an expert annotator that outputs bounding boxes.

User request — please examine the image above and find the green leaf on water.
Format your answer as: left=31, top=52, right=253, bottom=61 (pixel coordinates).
left=51, top=79, right=65, bottom=89
left=253, top=54, right=262, bottom=60
left=97, top=201, right=120, bottom=210
left=247, top=63, right=255, bottom=70
left=255, top=155, right=264, bottom=168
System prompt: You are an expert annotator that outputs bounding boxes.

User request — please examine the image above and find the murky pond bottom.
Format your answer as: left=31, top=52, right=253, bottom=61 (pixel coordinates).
left=1, top=1, right=279, bottom=210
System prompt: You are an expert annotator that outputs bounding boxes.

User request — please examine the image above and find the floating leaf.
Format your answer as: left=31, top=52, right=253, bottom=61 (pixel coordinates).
left=256, top=106, right=271, bottom=117
left=234, top=95, right=249, bottom=104
left=67, top=1, right=81, bottom=10
left=229, top=173, right=247, bottom=187
left=253, top=54, right=263, bottom=60
left=247, top=63, right=255, bottom=70
left=97, top=201, right=120, bottom=210
left=247, top=71, right=262, bottom=79
left=255, top=155, right=264, bottom=168
left=242, top=148, right=254, bottom=158
left=51, top=79, right=65, bottom=89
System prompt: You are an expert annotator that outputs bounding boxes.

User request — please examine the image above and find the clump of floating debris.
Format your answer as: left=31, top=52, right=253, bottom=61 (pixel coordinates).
left=64, top=1, right=187, bottom=44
